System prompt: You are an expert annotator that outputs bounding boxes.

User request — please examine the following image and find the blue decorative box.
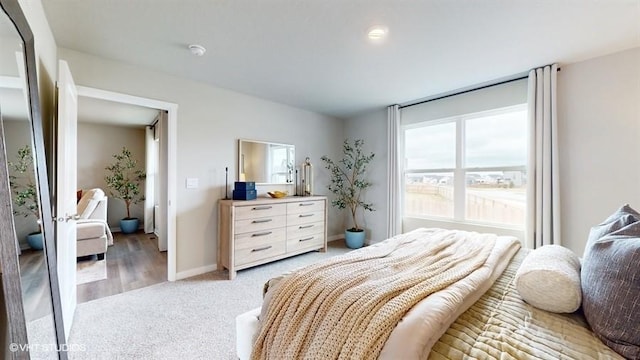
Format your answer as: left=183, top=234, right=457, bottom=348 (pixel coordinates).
left=233, top=189, right=257, bottom=200
left=234, top=181, right=256, bottom=191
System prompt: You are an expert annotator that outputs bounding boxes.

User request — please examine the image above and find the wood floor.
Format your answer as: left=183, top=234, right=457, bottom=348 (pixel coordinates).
left=19, top=249, right=55, bottom=322
left=77, top=231, right=167, bottom=304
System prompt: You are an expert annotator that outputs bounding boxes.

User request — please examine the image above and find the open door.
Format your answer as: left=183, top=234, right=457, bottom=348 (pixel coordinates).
left=55, top=59, right=78, bottom=339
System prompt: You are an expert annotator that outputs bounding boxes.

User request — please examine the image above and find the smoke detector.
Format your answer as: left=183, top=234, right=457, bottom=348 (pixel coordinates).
left=188, top=44, right=206, bottom=56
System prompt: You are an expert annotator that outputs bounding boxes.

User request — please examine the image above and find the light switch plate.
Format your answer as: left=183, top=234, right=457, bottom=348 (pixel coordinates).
left=186, top=177, right=199, bottom=189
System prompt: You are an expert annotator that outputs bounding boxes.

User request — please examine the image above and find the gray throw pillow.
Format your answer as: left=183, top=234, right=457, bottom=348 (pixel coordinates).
left=583, top=213, right=638, bottom=259
left=602, top=204, right=640, bottom=224
left=581, top=230, right=640, bottom=359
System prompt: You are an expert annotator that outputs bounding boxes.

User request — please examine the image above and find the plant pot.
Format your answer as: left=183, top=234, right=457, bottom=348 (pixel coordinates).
left=120, top=218, right=139, bottom=234
left=344, top=229, right=365, bottom=249
left=27, top=232, right=43, bottom=250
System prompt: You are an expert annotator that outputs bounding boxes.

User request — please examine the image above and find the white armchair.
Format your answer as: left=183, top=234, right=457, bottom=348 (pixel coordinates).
left=76, top=188, right=113, bottom=260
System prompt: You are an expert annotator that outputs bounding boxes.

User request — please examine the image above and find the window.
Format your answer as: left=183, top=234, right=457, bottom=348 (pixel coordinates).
left=402, top=104, right=527, bottom=229
left=268, top=145, right=294, bottom=183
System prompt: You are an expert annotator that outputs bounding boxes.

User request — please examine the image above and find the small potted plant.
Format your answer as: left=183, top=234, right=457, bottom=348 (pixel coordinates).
left=9, top=145, right=42, bottom=250
left=104, top=147, right=145, bottom=234
left=321, top=139, right=375, bottom=249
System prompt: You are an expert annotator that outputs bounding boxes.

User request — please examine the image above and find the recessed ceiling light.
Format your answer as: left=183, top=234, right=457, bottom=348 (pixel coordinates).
left=367, top=25, right=388, bottom=42
left=188, top=44, right=206, bottom=56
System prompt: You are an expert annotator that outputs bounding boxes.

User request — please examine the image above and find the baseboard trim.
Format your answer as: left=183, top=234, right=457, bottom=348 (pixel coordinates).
left=111, top=223, right=145, bottom=233
left=176, top=264, right=218, bottom=280
left=328, top=234, right=344, bottom=242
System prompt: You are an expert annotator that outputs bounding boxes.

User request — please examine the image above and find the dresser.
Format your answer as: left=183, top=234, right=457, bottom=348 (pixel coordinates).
left=218, top=196, right=327, bottom=279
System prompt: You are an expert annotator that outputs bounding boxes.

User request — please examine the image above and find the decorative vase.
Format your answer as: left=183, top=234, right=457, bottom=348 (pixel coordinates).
left=27, top=232, right=43, bottom=250
left=344, top=229, right=365, bottom=249
left=301, top=157, right=314, bottom=196
left=120, top=218, right=139, bottom=234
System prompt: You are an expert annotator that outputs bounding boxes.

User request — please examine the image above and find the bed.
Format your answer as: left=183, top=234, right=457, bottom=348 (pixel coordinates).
left=235, top=228, right=628, bottom=360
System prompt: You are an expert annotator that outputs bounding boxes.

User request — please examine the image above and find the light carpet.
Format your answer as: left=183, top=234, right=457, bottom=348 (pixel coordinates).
left=27, top=315, right=58, bottom=360
left=67, top=242, right=351, bottom=359
left=76, top=259, right=107, bottom=285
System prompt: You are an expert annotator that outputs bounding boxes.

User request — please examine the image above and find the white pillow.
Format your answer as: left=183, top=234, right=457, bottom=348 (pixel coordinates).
left=514, top=245, right=582, bottom=313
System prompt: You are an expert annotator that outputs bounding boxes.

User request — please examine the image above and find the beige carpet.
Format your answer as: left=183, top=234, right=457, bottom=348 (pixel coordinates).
left=67, top=242, right=351, bottom=359
left=76, top=259, right=107, bottom=285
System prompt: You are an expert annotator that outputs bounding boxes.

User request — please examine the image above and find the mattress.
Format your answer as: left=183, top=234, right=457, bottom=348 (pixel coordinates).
left=429, top=249, right=623, bottom=360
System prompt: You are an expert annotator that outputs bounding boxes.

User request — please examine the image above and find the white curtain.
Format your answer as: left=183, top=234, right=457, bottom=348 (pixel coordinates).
left=526, top=64, right=560, bottom=248
left=387, top=105, right=401, bottom=238
left=144, top=125, right=156, bottom=233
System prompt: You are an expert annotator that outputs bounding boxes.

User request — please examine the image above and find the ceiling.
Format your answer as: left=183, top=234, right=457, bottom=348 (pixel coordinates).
left=41, top=0, right=640, bottom=119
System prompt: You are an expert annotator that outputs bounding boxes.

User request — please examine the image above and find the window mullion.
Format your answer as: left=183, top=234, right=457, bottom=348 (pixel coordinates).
left=454, top=117, right=465, bottom=221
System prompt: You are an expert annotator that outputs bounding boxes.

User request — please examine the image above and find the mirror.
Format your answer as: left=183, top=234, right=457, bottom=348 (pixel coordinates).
left=0, top=0, right=66, bottom=358
left=238, top=139, right=295, bottom=184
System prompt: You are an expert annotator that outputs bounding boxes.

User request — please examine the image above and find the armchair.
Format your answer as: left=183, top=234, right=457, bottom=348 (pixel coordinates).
left=76, top=188, right=113, bottom=260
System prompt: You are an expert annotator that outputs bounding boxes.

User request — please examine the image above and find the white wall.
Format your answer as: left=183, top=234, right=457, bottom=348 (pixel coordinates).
left=344, top=109, right=389, bottom=243
left=77, top=122, right=146, bottom=228
left=17, top=0, right=57, bottom=170
left=17, top=0, right=56, bottom=83
left=557, top=47, right=640, bottom=255
left=58, top=48, right=345, bottom=274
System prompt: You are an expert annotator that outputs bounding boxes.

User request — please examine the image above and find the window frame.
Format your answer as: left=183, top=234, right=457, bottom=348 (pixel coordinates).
left=401, top=104, right=528, bottom=231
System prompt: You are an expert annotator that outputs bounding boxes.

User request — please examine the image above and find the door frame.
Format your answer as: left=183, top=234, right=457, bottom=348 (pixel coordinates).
left=76, top=85, right=178, bottom=281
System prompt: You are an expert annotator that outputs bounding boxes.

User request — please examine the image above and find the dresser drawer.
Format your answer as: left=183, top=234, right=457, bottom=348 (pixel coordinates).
left=287, top=232, right=324, bottom=253
left=235, top=203, right=286, bottom=221
left=287, top=211, right=323, bottom=226
left=235, top=240, right=286, bottom=266
left=235, top=215, right=285, bottom=235
left=235, top=227, right=286, bottom=250
left=287, top=200, right=324, bottom=214
left=287, top=221, right=324, bottom=239
left=235, top=228, right=285, bottom=266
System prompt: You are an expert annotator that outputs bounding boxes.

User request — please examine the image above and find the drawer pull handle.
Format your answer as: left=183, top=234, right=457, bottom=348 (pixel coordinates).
left=252, top=245, right=272, bottom=252
left=299, top=203, right=314, bottom=206
left=252, top=231, right=272, bottom=237
left=253, top=206, right=273, bottom=210
left=299, top=214, right=314, bottom=218
left=299, top=237, right=314, bottom=242
left=299, top=225, right=314, bottom=229
left=252, top=219, right=273, bottom=224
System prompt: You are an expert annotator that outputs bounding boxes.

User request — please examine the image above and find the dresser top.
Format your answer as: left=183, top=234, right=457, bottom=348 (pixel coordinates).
left=219, top=195, right=327, bottom=206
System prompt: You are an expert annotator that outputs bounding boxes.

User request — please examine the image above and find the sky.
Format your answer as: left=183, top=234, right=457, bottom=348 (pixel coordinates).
left=405, top=107, right=527, bottom=170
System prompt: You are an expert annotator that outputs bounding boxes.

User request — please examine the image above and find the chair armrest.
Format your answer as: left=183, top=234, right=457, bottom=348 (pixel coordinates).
left=87, top=197, right=108, bottom=221
left=76, top=218, right=113, bottom=245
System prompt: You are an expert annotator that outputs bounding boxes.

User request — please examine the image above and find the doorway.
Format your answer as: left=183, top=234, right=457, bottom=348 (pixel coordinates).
left=73, top=86, right=178, bottom=290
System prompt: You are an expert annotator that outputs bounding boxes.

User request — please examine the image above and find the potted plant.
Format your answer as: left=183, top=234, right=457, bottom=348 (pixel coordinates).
left=321, top=139, right=375, bottom=249
left=9, top=145, right=43, bottom=250
left=104, top=147, right=146, bottom=234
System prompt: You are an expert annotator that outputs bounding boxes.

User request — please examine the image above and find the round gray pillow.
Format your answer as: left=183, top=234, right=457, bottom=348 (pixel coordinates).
left=514, top=245, right=581, bottom=313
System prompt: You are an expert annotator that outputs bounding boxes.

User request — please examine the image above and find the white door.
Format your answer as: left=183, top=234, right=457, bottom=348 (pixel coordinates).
left=56, top=59, right=78, bottom=340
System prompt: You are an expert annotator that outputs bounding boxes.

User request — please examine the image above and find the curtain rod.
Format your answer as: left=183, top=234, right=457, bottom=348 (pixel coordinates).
left=399, top=66, right=561, bottom=109
left=399, top=74, right=527, bottom=109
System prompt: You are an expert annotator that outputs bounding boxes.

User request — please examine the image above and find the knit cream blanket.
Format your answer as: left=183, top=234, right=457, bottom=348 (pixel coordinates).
left=251, top=228, right=497, bottom=360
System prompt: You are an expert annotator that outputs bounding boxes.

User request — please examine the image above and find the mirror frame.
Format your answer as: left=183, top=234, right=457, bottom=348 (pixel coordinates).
left=0, top=0, right=67, bottom=358
left=238, top=139, right=295, bottom=185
